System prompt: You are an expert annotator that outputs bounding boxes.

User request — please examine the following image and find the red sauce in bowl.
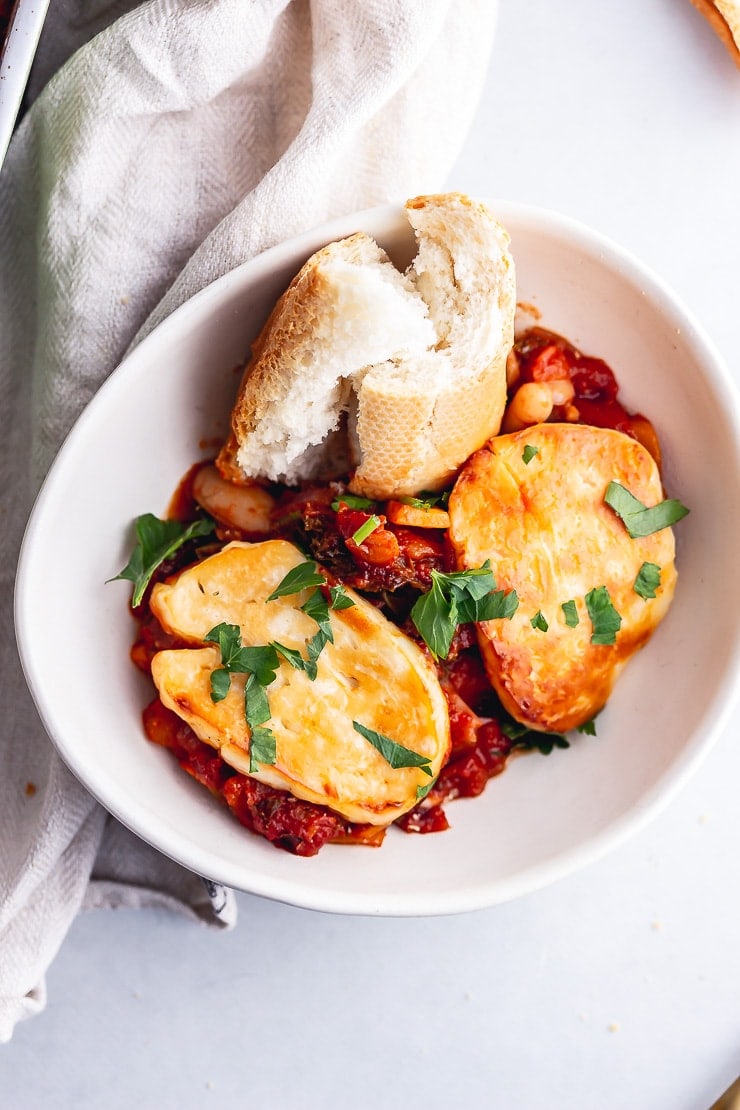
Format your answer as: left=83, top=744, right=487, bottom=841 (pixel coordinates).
left=130, top=327, right=659, bottom=855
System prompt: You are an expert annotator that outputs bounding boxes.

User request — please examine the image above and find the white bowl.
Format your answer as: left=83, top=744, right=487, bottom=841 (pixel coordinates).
left=15, top=201, right=740, bottom=916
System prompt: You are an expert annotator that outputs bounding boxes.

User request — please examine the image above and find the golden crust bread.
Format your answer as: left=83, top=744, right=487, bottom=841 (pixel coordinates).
left=349, top=193, right=516, bottom=497
left=217, top=192, right=515, bottom=499
left=690, top=0, right=740, bottom=66
left=149, top=540, right=450, bottom=825
left=447, top=424, right=677, bottom=733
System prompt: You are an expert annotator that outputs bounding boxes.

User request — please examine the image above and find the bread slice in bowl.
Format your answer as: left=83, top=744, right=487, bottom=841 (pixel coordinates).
left=217, top=192, right=516, bottom=499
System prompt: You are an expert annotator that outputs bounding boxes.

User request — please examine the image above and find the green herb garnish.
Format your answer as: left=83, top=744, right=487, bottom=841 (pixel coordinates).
left=110, top=513, right=215, bottom=607
left=204, top=623, right=279, bottom=770
left=604, top=481, right=689, bottom=538
left=351, top=515, right=382, bottom=546
left=561, top=600, right=580, bottom=627
left=585, top=586, right=622, bottom=645
left=204, top=623, right=281, bottom=701
left=331, top=494, right=377, bottom=511
left=266, top=560, right=326, bottom=600
left=329, top=584, right=355, bottom=610
left=397, top=491, right=450, bottom=510
left=522, top=444, right=539, bottom=465
left=530, top=610, right=548, bottom=632
left=247, top=724, right=277, bottom=773
left=633, top=561, right=661, bottom=599
left=410, top=563, right=518, bottom=660
left=353, top=721, right=433, bottom=777
left=500, top=717, right=569, bottom=754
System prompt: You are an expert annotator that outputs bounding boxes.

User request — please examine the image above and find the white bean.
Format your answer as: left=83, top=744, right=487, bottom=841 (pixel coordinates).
left=193, top=465, right=275, bottom=534
left=502, top=382, right=554, bottom=432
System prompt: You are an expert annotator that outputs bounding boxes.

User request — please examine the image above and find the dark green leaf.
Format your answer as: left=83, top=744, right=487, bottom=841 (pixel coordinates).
left=577, top=716, right=598, bottom=736
left=248, top=724, right=277, bottom=772
left=329, top=584, right=355, bottom=610
left=530, top=610, right=548, bottom=632
left=410, top=564, right=517, bottom=660
left=500, top=716, right=569, bottom=754
left=522, top=444, right=539, bottom=465
left=244, top=672, right=272, bottom=727
left=585, top=586, right=622, bottom=645
left=301, top=589, right=333, bottom=641
left=110, top=513, right=214, bottom=607
left=271, top=642, right=306, bottom=670
left=441, top=562, right=495, bottom=602
left=266, top=560, right=326, bottom=600
left=604, top=481, right=689, bottom=538
left=521, top=731, right=570, bottom=755
left=331, top=494, right=377, bottom=511
left=634, top=561, right=661, bottom=599
left=353, top=721, right=433, bottom=776
left=209, top=667, right=231, bottom=703
left=458, top=587, right=519, bottom=624
left=205, top=624, right=280, bottom=684
left=204, top=622, right=245, bottom=668
left=410, top=575, right=459, bottom=661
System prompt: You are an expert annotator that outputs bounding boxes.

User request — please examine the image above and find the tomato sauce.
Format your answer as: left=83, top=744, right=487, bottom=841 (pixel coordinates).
left=513, top=326, right=659, bottom=460
left=132, top=327, right=651, bottom=855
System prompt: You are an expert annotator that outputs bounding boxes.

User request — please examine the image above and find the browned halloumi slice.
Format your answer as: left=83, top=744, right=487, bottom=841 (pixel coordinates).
left=149, top=540, right=449, bottom=825
left=447, top=424, right=677, bottom=733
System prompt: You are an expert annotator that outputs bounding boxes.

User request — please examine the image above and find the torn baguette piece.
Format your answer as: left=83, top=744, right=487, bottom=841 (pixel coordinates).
left=217, top=192, right=516, bottom=499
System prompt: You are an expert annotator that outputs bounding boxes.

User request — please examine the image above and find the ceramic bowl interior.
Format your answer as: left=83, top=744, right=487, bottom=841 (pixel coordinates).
left=15, top=200, right=740, bottom=915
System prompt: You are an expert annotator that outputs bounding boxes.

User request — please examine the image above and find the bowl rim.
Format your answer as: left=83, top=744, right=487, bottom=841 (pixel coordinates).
left=14, top=198, right=740, bottom=916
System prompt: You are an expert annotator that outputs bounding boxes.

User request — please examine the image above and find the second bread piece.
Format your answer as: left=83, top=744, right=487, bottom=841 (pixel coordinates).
left=350, top=193, right=516, bottom=498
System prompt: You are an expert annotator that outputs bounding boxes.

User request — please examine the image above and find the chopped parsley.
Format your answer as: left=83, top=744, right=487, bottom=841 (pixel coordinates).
left=352, top=721, right=433, bottom=777
left=585, top=586, right=622, bottom=645
left=530, top=610, right=548, bottom=632
left=500, top=717, right=570, bottom=754
left=522, top=444, right=539, bottom=465
left=204, top=561, right=356, bottom=768
left=561, top=599, right=580, bottom=627
left=634, top=561, right=661, bottom=599
left=604, top=481, right=689, bottom=538
left=110, top=513, right=215, bottom=607
left=266, top=560, right=326, bottom=600
left=410, top=563, right=519, bottom=661
left=331, top=493, right=377, bottom=511
left=397, top=490, right=450, bottom=510
left=329, top=584, right=355, bottom=610
left=204, top=624, right=279, bottom=771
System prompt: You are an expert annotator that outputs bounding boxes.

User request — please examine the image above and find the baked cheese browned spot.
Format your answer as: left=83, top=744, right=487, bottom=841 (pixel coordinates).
left=149, top=540, right=449, bottom=825
left=447, top=424, right=677, bottom=733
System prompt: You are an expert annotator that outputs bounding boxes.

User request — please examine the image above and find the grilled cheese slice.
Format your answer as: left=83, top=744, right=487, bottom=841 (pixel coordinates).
left=447, top=423, right=678, bottom=733
left=149, top=540, right=449, bottom=825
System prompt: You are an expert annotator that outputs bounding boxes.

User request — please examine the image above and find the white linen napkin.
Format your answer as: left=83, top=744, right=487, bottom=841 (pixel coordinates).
left=0, top=0, right=498, bottom=1042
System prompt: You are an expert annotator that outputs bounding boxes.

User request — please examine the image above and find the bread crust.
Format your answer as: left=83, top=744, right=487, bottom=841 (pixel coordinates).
left=447, top=424, right=677, bottom=733
left=217, top=193, right=516, bottom=499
